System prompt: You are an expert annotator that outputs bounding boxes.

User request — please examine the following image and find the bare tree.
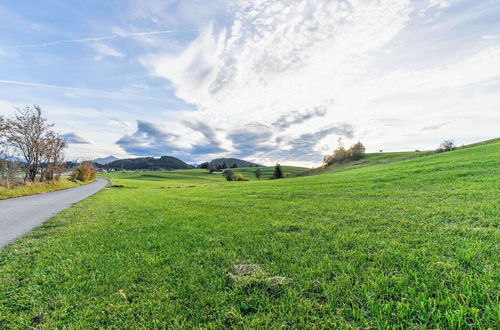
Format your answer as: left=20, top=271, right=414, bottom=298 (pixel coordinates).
left=438, top=140, right=456, bottom=153
left=0, top=116, right=6, bottom=153
left=40, top=132, right=67, bottom=182
left=0, top=117, right=22, bottom=188
left=4, top=105, right=53, bottom=182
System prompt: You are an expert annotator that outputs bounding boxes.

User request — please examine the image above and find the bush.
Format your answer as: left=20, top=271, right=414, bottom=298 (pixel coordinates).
left=232, top=173, right=247, bottom=181
left=222, top=169, right=234, bottom=181
left=70, top=163, right=96, bottom=182
left=348, top=141, right=366, bottom=161
left=284, top=171, right=292, bottom=177
left=254, top=169, right=262, bottom=180
left=323, top=139, right=366, bottom=166
left=437, top=140, right=456, bottom=153
left=208, top=165, right=218, bottom=173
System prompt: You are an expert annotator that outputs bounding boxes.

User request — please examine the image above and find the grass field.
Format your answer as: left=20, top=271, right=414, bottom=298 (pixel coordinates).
left=101, top=165, right=308, bottom=188
left=0, top=142, right=499, bottom=328
left=0, top=177, right=87, bottom=200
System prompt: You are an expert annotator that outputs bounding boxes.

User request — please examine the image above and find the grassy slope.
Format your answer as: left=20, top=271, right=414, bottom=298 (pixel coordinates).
left=301, top=138, right=500, bottom=178
left=0, top=177, right=86, bottom=200
left=298, top=150, right=435, bottom=177
left=0, top=144, right=499, bottom=328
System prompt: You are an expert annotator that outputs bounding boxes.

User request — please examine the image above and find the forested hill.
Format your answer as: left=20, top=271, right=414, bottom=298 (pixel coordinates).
left=208, top=158, right=263, bottom=168
left=105, top=156, right=193, bottom=170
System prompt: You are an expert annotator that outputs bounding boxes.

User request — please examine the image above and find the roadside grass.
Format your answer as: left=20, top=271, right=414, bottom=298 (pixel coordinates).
left=0, top=142, right=499, bottom=327
left=0, top=177, right=86, bottom=200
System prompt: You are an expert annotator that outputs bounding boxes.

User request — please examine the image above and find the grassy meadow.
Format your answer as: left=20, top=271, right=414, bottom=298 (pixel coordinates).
left=0, top=142, right=499, bottom=328
left=101, top=166, right=308, bottom=188
left=0, top=177, right=87, bottom=200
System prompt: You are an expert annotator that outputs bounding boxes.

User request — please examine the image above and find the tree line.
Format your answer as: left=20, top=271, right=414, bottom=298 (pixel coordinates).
left=0, top=105, right=67, bottom=187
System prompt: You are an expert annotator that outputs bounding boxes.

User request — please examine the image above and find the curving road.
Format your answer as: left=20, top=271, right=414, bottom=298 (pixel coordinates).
left=0, top=178, right=107, bottom=248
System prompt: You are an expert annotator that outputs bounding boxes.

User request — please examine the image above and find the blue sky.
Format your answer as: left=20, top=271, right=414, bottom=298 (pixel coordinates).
left=0, top=0, right=499, bottom=166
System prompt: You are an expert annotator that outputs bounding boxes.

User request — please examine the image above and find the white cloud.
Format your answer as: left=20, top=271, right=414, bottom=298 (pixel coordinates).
left=139, top=0, right=499, bottom=165
left=92, top=43, right=124, bottom=60
left=141, top=0, right=415, bottom=165
left=428, top=0, right=452, bottom=9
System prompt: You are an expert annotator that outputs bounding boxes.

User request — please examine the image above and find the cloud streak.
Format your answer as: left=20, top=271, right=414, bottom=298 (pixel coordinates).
left=0, top=79, right=157, bottom=101
left=62, top=132, right=92, bottom=144
left=15, top=30, right=175, bottom=48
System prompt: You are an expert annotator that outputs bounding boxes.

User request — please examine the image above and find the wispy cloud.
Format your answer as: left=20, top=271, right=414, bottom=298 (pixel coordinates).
left=15, top=30, right=174, bottom=48
left=92, top=43, right=125, bottom=60
left=62, top=132, right=93, bottom=144
left=0, top=79, right=157, bottom=101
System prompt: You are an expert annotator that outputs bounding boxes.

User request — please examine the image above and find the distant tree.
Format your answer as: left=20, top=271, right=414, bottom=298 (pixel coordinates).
left=254, top=168, right=262, bottom=180
left=231, top=163, right=238, bottom=168
left=437, top=140, right=456, bottom=153
left=348, top=141, right=366, bottom=161
left=199, top=162, right=209, bottom=169
left=208, top=164, right=218, bottom=173
left=323, top=138, right=366, bottom=166
left=222, top=169, right=234, bottom=181
left=222, top=162, right=228, bottom=169
left=323, top=138, right=349, bottom=166
left=271, top=164, right=283, bottom=179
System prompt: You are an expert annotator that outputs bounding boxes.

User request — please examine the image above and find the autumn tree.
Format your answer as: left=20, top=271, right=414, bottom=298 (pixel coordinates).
left=348, top=141, right=366, bottom=161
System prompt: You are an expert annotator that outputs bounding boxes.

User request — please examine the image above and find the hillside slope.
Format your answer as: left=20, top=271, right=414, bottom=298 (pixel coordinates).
left=0, top=141, right=498, bottom=328
left=106, top=156, right=193, bottom=170
left=208, top=158, right=263, bottom=168
left=300, top=137, right=500, bottom=177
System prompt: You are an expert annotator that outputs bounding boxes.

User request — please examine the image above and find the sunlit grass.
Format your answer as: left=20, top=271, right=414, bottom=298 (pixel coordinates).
left=0, top=177, right=86, bottom=200
left=0, top=142, right=498, bottom=328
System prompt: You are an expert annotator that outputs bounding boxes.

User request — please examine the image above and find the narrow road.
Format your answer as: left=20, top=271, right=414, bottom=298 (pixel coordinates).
left=0, top=178, right=107, bottom=248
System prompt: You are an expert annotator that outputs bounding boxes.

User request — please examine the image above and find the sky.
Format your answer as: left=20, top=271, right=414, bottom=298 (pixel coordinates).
left=0, top=0, right=499, bottom=167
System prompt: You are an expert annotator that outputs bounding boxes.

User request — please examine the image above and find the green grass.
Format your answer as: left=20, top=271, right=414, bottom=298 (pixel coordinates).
left=101, top=166, right=308, bottom=188
left=0, top=143, right=499, bottom=328
left=0, top=177, right=87, bottom=200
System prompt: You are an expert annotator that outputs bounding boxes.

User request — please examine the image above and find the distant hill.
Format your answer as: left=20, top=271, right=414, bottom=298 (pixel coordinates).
left=208, top=158, right=263, bottom=168
left=93, top=155, right=120, bottom=165
left=106, top=156, right=193, bottom=170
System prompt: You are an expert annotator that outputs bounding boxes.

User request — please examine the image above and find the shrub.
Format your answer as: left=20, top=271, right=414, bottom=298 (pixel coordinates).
left=271, top=164, right=283, bottom=179
left=437, top=140, right=456, bottom=153
left=348, top=141, right=366, bottom=160
left=284, top=171, right=292, bottom=177
left=254, top=169, right=262, bottom=180
left=208, top=165, right=218, bottom=173
left=70, top=163, right=96, bottom=182
left=233, top=173, right=247, bottom=181
left=222, top=169, right=234, bottom=181
left=323, top=139, right=366, bottom=166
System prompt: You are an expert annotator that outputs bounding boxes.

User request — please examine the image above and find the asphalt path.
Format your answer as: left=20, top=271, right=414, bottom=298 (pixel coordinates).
left=0, top=178, right=107, bottom=248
